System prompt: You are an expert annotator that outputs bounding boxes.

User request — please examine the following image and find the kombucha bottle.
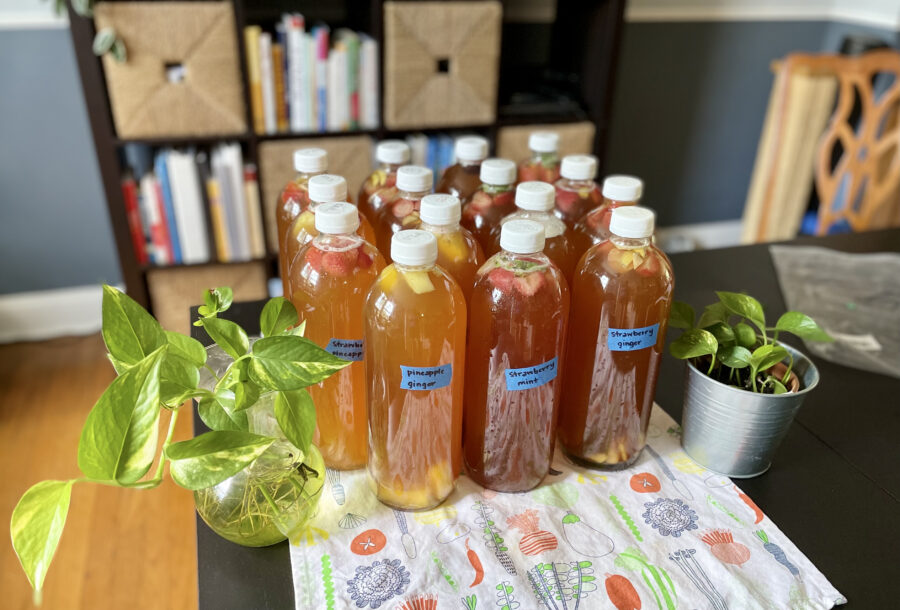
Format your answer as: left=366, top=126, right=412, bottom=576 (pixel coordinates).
left=357, top=140, right=410, bottom=224
left=461, top=158, right=517, bottom=253
left=289, top=203, right=386, bottom=469
left=572, top=175, right=643, bottom=259
left=554, top=154, right=602, bottom=228
left=284, top=174, right=376, bottom=296
left=364, top=230, right=466, bottom=510
left=559, top=207, right=673, bottom=469
left=518, top=131, right=561, bottom=183
left=276, top=148, right=327, bottom=277
left=418, top=194, right=485, bottom=302
left=488, top=181, right=579, bottom=283
left=436, top=136, right=488, bottom=202
left=372, top=165, right=432, bottom=261
left=465, top=220, right=569, bottom=492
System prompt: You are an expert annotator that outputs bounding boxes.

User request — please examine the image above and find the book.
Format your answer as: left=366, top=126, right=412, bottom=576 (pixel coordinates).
left=154, top=151, right=182, bottom=264
left=166, top=150, right=211, bottom=264
left=243, top=165, right=266, bottom=258
left=197, top=151, right=230, bottom=261
left=121, top=173, right=149, bottom=265
left=272, top=43, right=288, bottom=132
left=359, top=34, right=379, bottom=129
left=214, top=143, right=252, bottom=261
left=285, top=14, right=306, bottom=132
left=407, top=134, right=428, bottom=166
left=312, top=25, right=330, bottom=132
left=244, top=26, right=265, bottom=134
left=335, top=29, right=360, bottom=130
left=259, top=32, right=277, bottom=134
left=305, top=32, right=317, bottom=130
left=327, top=45, right=347, bottom=132
left=140, top=173, right=172, bottom=265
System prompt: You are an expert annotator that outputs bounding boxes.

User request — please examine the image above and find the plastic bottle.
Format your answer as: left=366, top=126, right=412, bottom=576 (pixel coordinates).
left=465, top=220, right=569, bottom=491
left=372, top=165, right=433, bottom=261
left=288, top=202, right=386, bottom=469
left=358, top=140, right=410, bottom=224
left=436, top=136, right=488, bottom=202
left=559, top=207, right=674, bottom=469
left=276, top=148, right=327, bottom=277
left=364, top=230, right=466, bottom=510
left=518, top=131, right=561, bottom=183
left=418, top=194, right=485, bottom=302
left=572, top=175, right=643, bottom=259
left=283, top=174, right=376, bottom=296
left=554, top=154, right=602, bottom=228
left=461, top=158, right=517, bottom=253
left=489, top=181, right=579, bottom=283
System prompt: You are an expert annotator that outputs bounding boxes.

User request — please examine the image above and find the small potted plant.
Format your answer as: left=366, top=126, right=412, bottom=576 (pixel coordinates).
left=667, top=291, right=832, bottom=478
left=10, top=286, right=349, bottom=601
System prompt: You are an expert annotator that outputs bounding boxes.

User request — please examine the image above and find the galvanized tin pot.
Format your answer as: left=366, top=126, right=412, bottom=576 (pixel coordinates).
left=681, top=343, right=820, bottom=478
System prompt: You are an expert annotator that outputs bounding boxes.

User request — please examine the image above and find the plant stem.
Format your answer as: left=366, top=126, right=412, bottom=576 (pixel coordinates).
left=707, top=357, right=715, bottom=376
left=782, top=352, right=794, bottom=384
left=153, top=408, right=180, bottom=481
left=258, top=483, right=281, bottom=516
left=203, top=364, right=219, bottom=381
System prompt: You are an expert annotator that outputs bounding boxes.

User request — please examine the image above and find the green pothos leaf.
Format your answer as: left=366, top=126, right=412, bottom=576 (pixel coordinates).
left=165, top=431, right=274, bottom=490
left=274, top=389, right=316, bottom=452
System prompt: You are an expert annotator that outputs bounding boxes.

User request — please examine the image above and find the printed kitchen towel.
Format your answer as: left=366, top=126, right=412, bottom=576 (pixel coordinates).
left=289, top=405, right=846, bottom=609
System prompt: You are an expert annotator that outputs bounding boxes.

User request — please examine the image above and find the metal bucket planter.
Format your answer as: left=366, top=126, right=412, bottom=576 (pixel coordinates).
left=681, top=343, right=820, bottom=478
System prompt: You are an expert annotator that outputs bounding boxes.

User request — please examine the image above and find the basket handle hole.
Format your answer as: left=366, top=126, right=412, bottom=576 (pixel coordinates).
left=165, top=62, right=187, bottom=84
left=436, top=58, right=450, bottom=73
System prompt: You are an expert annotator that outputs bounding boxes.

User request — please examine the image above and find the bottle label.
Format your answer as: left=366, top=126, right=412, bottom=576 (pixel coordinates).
left=608, top=324, right=660, bottom=351
left=400, top=364, right=452, bottom=391
left=505, top=357, right=558, bottom=391
left=325, top=338, right=364, bottom=362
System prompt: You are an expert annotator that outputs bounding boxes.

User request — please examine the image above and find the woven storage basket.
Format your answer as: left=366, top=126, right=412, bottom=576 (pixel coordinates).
left=147, top=262, right=268, bottom=333
left=258, top=136, right=374, bottom=253
left=94, top=2, right=246, bottom=138
left=496, top=121, right=597, bottom=162
left=383, top=1, right=502, bottom=129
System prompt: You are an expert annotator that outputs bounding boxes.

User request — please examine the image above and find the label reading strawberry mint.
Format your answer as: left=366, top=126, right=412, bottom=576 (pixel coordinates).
left=608, top=324, right=659, bottom=351
left=400, top=364, right=452, bottom=391
left=326, top=339, right=364, bottom=362
left=505, top=357, right=558, bottom=391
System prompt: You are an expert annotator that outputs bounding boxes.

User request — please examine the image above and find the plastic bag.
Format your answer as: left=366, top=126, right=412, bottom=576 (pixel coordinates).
left=770, top=244, right=900, bottom=379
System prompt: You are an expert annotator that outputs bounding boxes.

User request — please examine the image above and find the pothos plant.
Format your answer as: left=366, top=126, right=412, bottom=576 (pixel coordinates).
left=667, top=291, right=832, bottom=394
left=10, top=285, right=348, bottom=601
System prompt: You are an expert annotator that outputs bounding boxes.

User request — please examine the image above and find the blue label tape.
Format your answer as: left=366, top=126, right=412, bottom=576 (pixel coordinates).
left=607, top=324, right=660, bottom=351
left=325, top=338, right=364, bottom=362
left=400, top=364, right=452, bottom=391
left=505, top=357, right=558, bottom=391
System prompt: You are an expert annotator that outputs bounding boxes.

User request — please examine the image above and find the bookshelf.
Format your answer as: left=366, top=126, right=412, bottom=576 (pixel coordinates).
left=67, top=0, right=625, bottom=310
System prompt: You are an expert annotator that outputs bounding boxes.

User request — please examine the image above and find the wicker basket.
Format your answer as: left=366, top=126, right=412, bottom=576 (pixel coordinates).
left=383, top=1, right=502, bottom=129
left=258, top=136, right=374, bottom=253
left=496, top=121, right=597, bottom=162
left=94, top=2, right=246, bottom=138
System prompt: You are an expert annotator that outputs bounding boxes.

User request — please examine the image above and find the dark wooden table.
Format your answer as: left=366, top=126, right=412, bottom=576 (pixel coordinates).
left=193, top=228, right=900, bottom=609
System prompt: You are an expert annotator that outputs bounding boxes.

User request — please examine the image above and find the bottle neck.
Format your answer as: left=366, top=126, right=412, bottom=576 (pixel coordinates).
left=298, top=169, right=325, bottom=181
left=459, top=158, right=482, bottom=168
left=419, top=221, right=459, bottom=234
left=562, top=177, right=595, bottom=189
left=482, top=182, right=513, bottom=194
left=605, top=198, right=638, bottom=208
left=499, top=250, right=550, bottom=266
left=611, top=235, right=652, bottom=249
left=531, top=150, right=559, bottom=164
left=395, top=261, right=435, bottom=272
left=378, top=162, right=403, bottom=173
left=313, top=232, right=361, bottom=249
left=398, top=188, right=429, bottom=201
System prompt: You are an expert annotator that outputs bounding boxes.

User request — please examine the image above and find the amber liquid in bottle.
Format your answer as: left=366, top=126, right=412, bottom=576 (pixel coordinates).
left=358, top=163, right=401, bottom=225
left=518, top=151, right=561, bottom=183
left=277, top=171, right=317, bottom=281
left=437, top=161, right=483, bottom=203
left=419, top=221, right=484, bottom=302
left=554, top=178, right=603, bottom=228
left=364, top=261, right=466, bottom=510
left=559, top=236, right=673, bottom=468
left=462, top=184, right=517, bottom=255
left=372, top=188, right=428, bottom=261
left=289, top=233, right=386, bottom=469
left=572, top=197, right=638, bottom=261
left=464, top=250, right=569, bottom=491
left=487, top=211, right=579, bottom=284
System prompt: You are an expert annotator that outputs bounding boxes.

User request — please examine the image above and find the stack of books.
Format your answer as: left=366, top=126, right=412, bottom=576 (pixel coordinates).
left=245, top=15, right=379, bottom=135
left=121, top=143, right=266, bottom=267
left=406, top=134, right=462, bottom=180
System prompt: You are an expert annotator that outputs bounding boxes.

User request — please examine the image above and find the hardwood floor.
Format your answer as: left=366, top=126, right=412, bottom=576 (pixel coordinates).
left=0, top=334, right=197, bottom=610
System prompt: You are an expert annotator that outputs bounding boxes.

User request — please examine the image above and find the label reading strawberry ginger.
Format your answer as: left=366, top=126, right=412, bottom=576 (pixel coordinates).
left=400, top=364, right=452, bottom=391
left=505, top=357, right=557, bottom=391
left=608, top=324, right=659, bottom=351
left=326, top=339, right=364, bottom=362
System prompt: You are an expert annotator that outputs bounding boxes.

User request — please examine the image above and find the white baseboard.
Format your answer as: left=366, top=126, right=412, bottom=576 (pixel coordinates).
left=0, top=284, right=119, bottom=344
left=656, top=219, right=744, bottom=253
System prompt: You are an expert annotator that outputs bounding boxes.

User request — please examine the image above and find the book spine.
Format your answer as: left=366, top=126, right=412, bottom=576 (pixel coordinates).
left=244, top=26, right=265, bottom=134
left=346, top=36, right=359, bottom=130
left=272, top=43, right=288, bottom=132
left=243, top=165, right=266, bottom=258
left=314, top=27, right=329, bottom=132
left=226, top=146, right=252, bottom=261
left=286, top=16, right=305, bottom=132
left=121, top=175, right=149, bottom=265
left=259, top=32, right=277, bottom=134
left=154, top=152, right=182, bottom=264
left=206, top=177, right=230, bottom=261
left=360, top=37, right=379, bottom=129
left=142, top=174, right=172, bottom=265
left=306, top=33, right=316, bottom=130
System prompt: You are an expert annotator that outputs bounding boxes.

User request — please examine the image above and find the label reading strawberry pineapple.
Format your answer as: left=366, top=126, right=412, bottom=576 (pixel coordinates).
left=326, top=339, right=364, bottom=362
left=505, top=357, right=557, bottom=391
left=608, top=324, right=659, bottom=351
left=400, top=364, right=452, bottom=391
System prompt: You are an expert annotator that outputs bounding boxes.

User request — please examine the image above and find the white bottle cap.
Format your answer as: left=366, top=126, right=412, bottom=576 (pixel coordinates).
left=308, top=174, right=348, bottom=203
left=529, top=132, right=559, bottom=154
left=500, top=219, right=545, bottom=254
left=391, top=229, right=438, bottom=266
left=396, top=165, right=433, bottom=192
left=560, top=154, right=597, bottom=180
left=602, top=175, right=643, bottom=201
left=420, top=194, right=461, bottom=225
left=315, top=202, right=360, bottom=234
left=455, top=136, right=488, bottom=161
left=515, top=181, right=555, bottom=211
left=376, top=140, right=410, bottom=165
left=293, top=148, right=328, bottom=173
left=479, top=158, right=516, bottom=185
left=610, top=206, right=655, bottom=239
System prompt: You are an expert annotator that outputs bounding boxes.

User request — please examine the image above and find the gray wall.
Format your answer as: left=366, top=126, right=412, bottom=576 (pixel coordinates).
left=0, top=27, right=121, bottom=294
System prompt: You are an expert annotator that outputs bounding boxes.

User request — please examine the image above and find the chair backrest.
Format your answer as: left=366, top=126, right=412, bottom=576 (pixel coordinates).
left=784, top=51, right=900, bottom=234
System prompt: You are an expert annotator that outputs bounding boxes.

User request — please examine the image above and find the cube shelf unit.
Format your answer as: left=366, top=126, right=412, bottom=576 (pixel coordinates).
left=67, top=0, right=625, bottom=310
